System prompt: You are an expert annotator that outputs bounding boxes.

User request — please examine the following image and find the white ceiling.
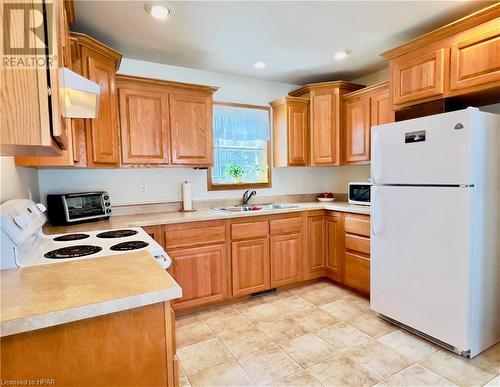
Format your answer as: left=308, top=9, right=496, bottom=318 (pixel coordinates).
left=72, top=1, right=494, bottom=84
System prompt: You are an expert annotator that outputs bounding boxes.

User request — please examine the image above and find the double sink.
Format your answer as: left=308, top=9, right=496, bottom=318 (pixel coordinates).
left=213, top=203, right=299, bottom=213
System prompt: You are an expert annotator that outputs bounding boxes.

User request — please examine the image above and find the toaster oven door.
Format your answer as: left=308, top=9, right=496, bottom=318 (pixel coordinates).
left=64, top=193, right=106, bottom=221
left=349, top=185, right=371, bottom=205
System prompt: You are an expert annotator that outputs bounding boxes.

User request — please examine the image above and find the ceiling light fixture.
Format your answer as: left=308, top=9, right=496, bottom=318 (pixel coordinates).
left=334, top=50, right=351, bottom=60
left=253, top=61, right=267, bottom=69
left=144, top=3, right=171, bottom=20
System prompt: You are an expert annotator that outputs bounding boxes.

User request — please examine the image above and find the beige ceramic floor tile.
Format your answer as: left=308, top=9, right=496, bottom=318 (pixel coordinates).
left=276, top=370, right=323, bottom=387
left=178, top=361, right=186, bottom=378
left=420, top=350, right=498, bottom=386
left=239, top=346, right=302, bottom=385
left=257, top=316, right=310, bottom=344
left=348, top=312, right=397, bottom=338
left=307, top=353, right=380, bottom=387
left=199, top=304, right=241, bottom=322
left=179, top=376, right=191, bottom=387
left=289, top=307, right=339, bottom=331
left=384, top=363, right=456, bottom=386
left=300, top=286, right=349, bottom=306
left=281, top=332, right=339, bottom=368
left=377, top=330, right=437, bottom=362
left=234, top=297, right=267, bottom=311
left=177, top=338, right=234, bottom=376
left=188, top=359, right=254, bottom=387
left=218, top=326, right=275, bottom=359
left=483, top=375, right=500, bottom=386
left=272, top=295, right=316, bottom=313
left=470, top=342, right=500, bottom=374
left=239, top=302, right=285, bottom=324
left=204, top=313, right=254, bottom=336
left=346, top=340, right=413, bottom=379
left=176, top=313, right=202, bottom=327
left=176, top=317, right=215, bottom=348
left=320, top=299, right=366, bottom=321
left=317, top=322, right=372, bottom=351
left=343, top=293, right=371, bottom=313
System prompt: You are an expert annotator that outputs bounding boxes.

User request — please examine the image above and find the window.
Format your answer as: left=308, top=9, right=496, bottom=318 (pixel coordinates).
left=208, top=102, right=271, bottom=190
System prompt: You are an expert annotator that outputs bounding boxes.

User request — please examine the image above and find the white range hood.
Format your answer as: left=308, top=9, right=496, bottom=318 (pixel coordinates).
left=59, top=67, right=101, bottom=119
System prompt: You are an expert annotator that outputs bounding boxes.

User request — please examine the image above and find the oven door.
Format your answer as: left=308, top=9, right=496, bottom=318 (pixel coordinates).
left=349, top=184, right=371, bottom=205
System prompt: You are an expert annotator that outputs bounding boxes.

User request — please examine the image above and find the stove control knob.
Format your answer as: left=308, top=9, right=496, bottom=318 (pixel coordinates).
left=36, top=203, right=47, bottom=213
left=105, top=202, right=111, bottom=207
left=106, top=209, right=112, bottom=214
left=103, top=194, right=109, bottom=201
left=14, top=213, right=29, bottom=229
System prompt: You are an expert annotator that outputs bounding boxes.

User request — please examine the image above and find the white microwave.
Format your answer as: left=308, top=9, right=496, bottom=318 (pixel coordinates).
left=348, top=182, right=371, bottom=206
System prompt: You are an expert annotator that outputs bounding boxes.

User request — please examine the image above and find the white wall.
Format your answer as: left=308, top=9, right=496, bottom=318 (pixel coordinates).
left=0, top=157, right=39, bottom=203
left=37, top=59, right=370, bottom=205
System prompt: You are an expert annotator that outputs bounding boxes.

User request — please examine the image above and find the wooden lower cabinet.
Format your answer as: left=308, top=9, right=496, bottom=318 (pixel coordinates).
left=344, top=253, right=370, bottom=293
left=0, top=302, right=177, bottom=386
left=168, top=244, right=228, bottom=310
left=142, top=225, right=164, bottom=247
left=306, top=215, right=326, bottom=279
left=270, top=233, right=303, bottom=287
left=232, top=238, right=270, bottom=297
left=325, top=214, right=344, bottom=281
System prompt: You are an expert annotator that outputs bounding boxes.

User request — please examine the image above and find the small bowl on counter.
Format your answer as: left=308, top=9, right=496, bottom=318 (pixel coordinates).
left=317, top=193, right=335, bottom=202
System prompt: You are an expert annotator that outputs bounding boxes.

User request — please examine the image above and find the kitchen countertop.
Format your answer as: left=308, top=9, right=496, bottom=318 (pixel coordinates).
left=0, top=251, right=182, bottom=337
left=44, top=201, right=370, bottom=234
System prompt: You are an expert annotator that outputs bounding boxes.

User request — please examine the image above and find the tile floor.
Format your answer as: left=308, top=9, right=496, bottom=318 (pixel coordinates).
left=176, top=280, right=500, bottom=387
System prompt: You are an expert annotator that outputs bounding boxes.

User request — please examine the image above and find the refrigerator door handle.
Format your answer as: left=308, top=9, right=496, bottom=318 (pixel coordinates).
left=372, top=186, right=381, bottom=236
left=372, top=132, right=381, bottom=185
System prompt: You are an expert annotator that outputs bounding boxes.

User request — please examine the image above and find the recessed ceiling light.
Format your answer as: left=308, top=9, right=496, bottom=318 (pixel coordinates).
left=334, top=50, right=351, bottom=60
left=145, top=3, right=171, bottom=20
left=253, top=61, right=267, bottom=69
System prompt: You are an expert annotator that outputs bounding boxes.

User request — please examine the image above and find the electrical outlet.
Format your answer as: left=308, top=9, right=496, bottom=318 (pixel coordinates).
left=140, top=185, right=149, bottom=196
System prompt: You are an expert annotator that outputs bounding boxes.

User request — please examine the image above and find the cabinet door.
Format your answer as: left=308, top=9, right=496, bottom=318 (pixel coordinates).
left=392, top=48, right=445, bottom=106
left=169, top=93, right=212, bottom=165
left=344, top=97, right=371, bottom=163
left=306, top=216, right=325, bottom=278
left=449, top=19, right=500, bottom=92
left=371, top=90, right=394, bottom=126
left=168, top=244, right=228, bottom=310
left=287, top=100, right=308, bottom=166
left=119, top=88, right=169, bottom=164
left=83, top=48, right=120, bottom=165
left=326, top=215, right=344, bottom=281
left=344, top=253, right=370, bottom=294
left=232, top=238, right=270, bottom=297
left=142, top=225, right=164, bottom=247
left=311, top=93, right=338, bottom=165
left=270, top=234, right=303, bottom=287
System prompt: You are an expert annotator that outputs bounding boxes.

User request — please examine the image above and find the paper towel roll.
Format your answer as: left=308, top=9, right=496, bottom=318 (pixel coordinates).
left=182, top=181, right=192, bottom=211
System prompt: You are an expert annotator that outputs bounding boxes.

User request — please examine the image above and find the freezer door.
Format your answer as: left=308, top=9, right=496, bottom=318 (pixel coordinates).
left=371, top=185, right=472, bottom=351
left=371, top=109, right=473, bottom=185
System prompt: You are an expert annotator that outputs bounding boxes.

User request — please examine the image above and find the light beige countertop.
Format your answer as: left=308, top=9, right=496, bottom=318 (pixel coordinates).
left=44, top=201, right=370, bottom=234
left=0, top=251, right=182, bottom=337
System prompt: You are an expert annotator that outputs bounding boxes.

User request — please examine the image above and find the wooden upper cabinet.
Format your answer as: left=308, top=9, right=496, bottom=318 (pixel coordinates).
left=289, top=82, right=364, bottom=166
left=391, top=48, right=446, bottom=106
left=342, top=81, right=393, bottom=164
left=270, top=97, right=309, bottom=167
left=118, top=88, right=169, bottom=164
left=270, top=234, right=303, bottom=287
left=383, top=3, right=500, bottom=109
left=232, top=238, right=270, bottom=297
left=169, top=93, right=213, bottom=166
left=344, top=97, right=371, bottom=163
left=168, top=244, right=228, bottom=310
left=449, top=18, right=500, bottom=93
left=1, top=0, right=67, bottom=157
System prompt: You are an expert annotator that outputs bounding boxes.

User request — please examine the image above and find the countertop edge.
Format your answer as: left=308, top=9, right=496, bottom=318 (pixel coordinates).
left=0, top=284, right=182, bottom=338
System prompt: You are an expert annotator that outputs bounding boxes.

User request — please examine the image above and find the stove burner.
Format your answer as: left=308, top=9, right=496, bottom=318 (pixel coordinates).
left=53, top=233, right=90, bottom=242
left=96, top=229, right=139, bottom=239
left=110, top=241, right=149, bottom=251
left=44, top=245, right=102, bottom=259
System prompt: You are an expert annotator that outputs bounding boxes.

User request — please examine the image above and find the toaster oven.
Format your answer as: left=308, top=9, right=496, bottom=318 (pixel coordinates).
left=47, top=192, right=112, bottom=225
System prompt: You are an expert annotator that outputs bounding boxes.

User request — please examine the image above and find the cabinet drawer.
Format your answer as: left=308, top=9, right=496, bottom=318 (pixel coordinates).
left=344, top=253, right=370, bottom=293
left=345, top=234, right=370, bottom=256
left=165, top=222, right=226, bottom=249
left=231, top=221, right=269, bottom=240
left=270, top=217, right=302, bottom=235
left=345, top=214, right=370, bottom=237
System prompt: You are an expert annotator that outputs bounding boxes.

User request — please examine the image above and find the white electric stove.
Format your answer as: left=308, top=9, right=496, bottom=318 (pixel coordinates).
left=1, top=199, right=171, bottom=270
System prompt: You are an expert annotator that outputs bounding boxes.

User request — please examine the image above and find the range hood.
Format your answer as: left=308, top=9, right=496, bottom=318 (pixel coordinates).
left=59, top=67, right=101, bottom=119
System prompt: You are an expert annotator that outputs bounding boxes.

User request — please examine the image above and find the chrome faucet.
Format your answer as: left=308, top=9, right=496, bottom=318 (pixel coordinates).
left=242, top=190, right=256, bottom=206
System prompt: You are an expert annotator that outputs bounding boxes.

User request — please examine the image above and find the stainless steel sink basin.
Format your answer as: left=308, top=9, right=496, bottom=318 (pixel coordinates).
left=213, top=203, right=298, bottom=213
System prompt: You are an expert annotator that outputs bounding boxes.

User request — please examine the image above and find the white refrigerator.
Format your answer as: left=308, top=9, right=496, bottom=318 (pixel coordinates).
left=370, top=107, right=500, bottom=358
